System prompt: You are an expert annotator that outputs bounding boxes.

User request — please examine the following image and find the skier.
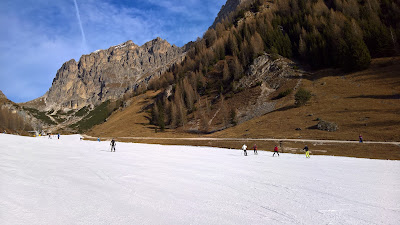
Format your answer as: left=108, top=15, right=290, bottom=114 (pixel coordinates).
left=110, top=139, right=116, bottom=152
left=273, top=145, right=279, bottom=157
left=97, top=137, right=100, bottom=142
left=242, top=144, right=247, bottom=156
left=303, top=145, right=310, bottom=158
left=359, top=134, right=363, bottom=143
left=253, top=144, right=258, bottom=155
left=57, top=133, right=60, bottom=140
left=48, top=134, right=52, bottom=139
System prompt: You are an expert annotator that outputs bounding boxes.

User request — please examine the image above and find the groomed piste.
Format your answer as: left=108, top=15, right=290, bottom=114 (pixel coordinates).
left=0, top=134, right=399, bottom=224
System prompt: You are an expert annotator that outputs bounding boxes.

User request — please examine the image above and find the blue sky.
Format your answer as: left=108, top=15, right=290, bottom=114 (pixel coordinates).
left=0, top=0, right=226, bottom=103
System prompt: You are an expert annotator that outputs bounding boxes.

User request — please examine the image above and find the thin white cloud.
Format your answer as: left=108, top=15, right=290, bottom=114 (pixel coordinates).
left=0, top=0, right=227, bottom=102
left=73, top=0, right=88, bottom=52
left=80, top=0, right=165, bottom=48
left=0, top=10, right=83, bottom=102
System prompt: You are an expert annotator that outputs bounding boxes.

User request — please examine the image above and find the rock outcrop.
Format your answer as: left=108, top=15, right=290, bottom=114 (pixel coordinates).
left=235, top=53, right=303, bottom=124
left=317, top=120, right=338, bottom=132
left=33, top=38, right=185, bottom=111
left=238, top=54, right=301, bottom=90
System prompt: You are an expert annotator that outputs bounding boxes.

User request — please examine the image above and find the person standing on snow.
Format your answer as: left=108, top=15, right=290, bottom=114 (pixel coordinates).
left=359, top=134, right=363, bottom=143
left=242, top=144, right=247, bottom=156
left=57, top=133, right=60, bottom=140
left=273, top=145, right=279, bottom=157
left=303, top=145, right=310, bottom=158
left=97, top=137, right=100, bottom=142
left=110, top=139, right=116, bottom=152
left=253, top=144, right=258, bottom=155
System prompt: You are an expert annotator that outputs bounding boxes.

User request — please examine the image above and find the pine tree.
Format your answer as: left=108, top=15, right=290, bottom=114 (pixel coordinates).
left=230, top=108, right=237, bottom=126
left=226, top=34, right=239, bottom=56
left=229, top=56, right=243, bottom=80
left=222, top=60, right=230, bottom=82
left=204, top=29, right=217, bottom=47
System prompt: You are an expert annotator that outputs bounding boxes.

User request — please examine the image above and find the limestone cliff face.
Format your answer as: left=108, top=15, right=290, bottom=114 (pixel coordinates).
left=43, top=38, right=185, bottom=110
left=211, top=0, right=253, bottom=28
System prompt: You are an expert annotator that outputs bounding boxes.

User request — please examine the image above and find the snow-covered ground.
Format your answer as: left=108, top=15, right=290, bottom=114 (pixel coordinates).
left=0, top=134, right=399, bottom=225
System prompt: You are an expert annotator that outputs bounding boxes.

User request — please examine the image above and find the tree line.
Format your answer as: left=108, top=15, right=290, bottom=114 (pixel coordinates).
left=147, top=0, right=400, bottom=131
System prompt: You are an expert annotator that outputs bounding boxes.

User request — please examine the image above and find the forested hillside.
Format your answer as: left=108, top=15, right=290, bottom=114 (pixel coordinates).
left=147, top=0, right=400, bottom=132
left=0, top=92, right=34, bottom=134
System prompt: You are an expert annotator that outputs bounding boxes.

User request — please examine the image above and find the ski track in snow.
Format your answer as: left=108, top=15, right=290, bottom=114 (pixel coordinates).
left=0, top=134, right=399, bottom=225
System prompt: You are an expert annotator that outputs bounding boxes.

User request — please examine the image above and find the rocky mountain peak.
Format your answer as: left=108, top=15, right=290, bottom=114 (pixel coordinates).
left=37, top=37, right=186, bottom=111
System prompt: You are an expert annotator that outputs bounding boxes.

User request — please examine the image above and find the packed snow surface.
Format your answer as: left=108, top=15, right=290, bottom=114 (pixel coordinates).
left=0, top=134, right=399, bottom=225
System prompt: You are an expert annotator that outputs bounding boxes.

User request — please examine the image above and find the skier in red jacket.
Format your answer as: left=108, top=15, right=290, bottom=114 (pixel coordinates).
left=253, top=144, right=258, bottom=155
left=273, top=145, right=279, bottom=157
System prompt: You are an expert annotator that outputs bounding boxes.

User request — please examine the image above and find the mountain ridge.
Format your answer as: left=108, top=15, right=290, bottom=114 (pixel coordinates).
left=24, top=37, right=185, bottom=111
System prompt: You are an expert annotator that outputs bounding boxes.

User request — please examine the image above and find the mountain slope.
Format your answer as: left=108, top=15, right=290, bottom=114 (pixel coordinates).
left=88, top=57, right=400, bottom=142
left=211, top=0, right=252, bottom=28
left=24, top=38, right=185, bottom=111
left=87, top=0, right=400, bottom=142
left=210, top=57, right=400, bottom=142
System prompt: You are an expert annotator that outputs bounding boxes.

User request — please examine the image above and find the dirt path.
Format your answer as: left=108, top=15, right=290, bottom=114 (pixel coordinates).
left=82, top=134, right=400, bottom=146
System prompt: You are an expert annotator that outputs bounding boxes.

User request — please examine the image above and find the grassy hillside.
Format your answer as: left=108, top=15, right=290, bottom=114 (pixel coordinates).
left=86, top=57, right=400, bottom=159
left=70, top=100, right=121, bottom=133
left=88, top=91, right=196, bottom=138
left=210, top=57, right=400, bottom=142
left=88, top=57, right=400, bottom=142
left=145, top=0, right=400, bottom=133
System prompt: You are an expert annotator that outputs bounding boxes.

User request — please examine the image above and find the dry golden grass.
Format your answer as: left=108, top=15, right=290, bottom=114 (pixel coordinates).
left=210, top=57, right=400, bottom=142
left=89, top=91, right=199, bottom=138
left=88, top=57, right=400, bottom=159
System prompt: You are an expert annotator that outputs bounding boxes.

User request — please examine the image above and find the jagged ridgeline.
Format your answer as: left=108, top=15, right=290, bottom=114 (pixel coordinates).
left=148, top=0, right=400, bottom=131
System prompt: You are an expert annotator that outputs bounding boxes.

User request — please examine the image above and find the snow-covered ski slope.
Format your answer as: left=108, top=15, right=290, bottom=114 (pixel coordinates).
left=0, top=134, right=399, bottom=225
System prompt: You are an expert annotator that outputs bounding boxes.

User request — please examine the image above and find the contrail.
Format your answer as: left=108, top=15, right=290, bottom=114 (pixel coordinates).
left=73, top=0, right=87, bottom=51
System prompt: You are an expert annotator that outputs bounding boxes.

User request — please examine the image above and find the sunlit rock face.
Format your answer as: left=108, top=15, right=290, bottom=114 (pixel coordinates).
left=41, top=38, right=185, bottom=110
